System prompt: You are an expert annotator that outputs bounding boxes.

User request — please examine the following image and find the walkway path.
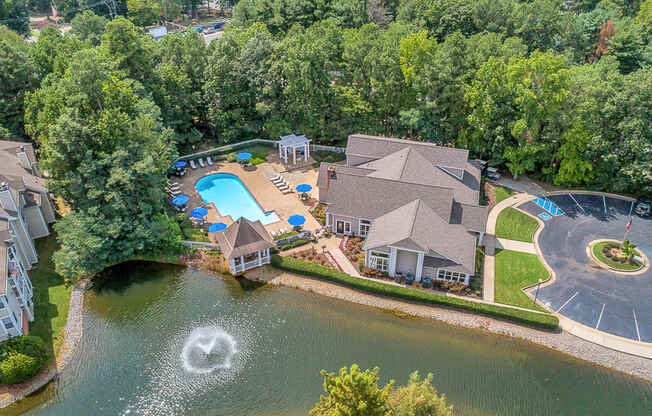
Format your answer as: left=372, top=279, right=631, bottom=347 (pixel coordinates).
left=246, top=266, right=652, bottom=382
left=496, top=238, right=537, bottom=254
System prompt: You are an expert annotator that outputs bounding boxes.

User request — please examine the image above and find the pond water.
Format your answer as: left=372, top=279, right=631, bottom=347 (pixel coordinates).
left=6, top=262, right=651, bottom=415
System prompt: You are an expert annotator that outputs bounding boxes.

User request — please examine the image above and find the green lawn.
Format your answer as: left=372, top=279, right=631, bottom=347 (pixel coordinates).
left=494, top=249, right=549, bottom=312
left=495, top=207, right=538, bottom=242
left=28, top=234, right=72, bottom=357
left=493, top=186, right=514, bottom=204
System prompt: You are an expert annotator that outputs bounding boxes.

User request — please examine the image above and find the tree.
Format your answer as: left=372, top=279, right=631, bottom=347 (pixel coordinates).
left=126, top=0, right=162, bottom=27
left=554, top=121, right=594, bottom=186
left=309, top=365, right=393, bottom=416
left=386, top=372, right=453, bottom=416
left=154, top=30, right=209, bottom=149
left=24, top=48, right=181, bottom=281
left=0, top=0, right=29, bottom=35
left=608, top=17, right=650, bottom=73
left=100, top=16, right=155, bottom=87
left=70, top=10, right=108, bottom=46
left=0, top=25, right=37, bottom=138
left=31, top=25, right=85, bottom=79
left=621, top=240, right=637, bottom=260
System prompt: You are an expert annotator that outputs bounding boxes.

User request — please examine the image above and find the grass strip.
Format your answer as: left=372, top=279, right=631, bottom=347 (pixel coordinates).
left=494, top=249, right=549, bottom=312
left=592, top=242, right=642, bottom=271
left=495, top=207, right=538, bottom=243
left=271, top=255, right=558, bottom=330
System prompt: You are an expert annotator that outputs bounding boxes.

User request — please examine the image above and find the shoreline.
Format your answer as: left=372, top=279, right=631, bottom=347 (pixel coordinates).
left=0, top=282, right=86, bottom=409
left=246, top=266, right=652, bottom=383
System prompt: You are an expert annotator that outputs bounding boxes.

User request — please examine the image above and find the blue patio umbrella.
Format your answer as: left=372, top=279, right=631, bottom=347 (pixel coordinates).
left=295, top=184, right=312, bottom=193
left=208, top=222, right=227, bottom=233
left=189, top=207, right=208, bottom=218
left=173, top=160, right=188, bottom=168
left=236, top=152, right=252, bottom=160
left=171, top=195, right=190, bottom=206
left=288, top=215, right=306, bottom=226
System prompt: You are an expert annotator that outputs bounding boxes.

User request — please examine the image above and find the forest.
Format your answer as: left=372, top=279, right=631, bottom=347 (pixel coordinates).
left=0, top=0, right=650, bottom=278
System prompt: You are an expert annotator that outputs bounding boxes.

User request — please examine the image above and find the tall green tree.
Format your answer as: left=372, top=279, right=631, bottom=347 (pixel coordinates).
left=0, top=0, right=29, bottom=35
left=386, top=372, right=453, bottom=416
left=25, top=48, right=181, bottom=281
left=70, top=10, right=108, bottom=46
left=0, top=25, right=37, bottom=138
left=310, top=365, right=393, bottom=416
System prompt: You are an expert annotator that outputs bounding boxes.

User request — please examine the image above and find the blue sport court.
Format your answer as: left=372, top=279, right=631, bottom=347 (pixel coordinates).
left=533, top=197, right=564, bottom=216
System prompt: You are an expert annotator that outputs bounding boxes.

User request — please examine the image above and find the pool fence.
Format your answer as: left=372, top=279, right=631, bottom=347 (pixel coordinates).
left=178, top=139, right=345, bottom=161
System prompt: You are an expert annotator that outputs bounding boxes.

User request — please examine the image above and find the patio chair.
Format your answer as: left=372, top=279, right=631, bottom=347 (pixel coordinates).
left=207, top=156, right=214, bottom=165
left=198, top=158, right=205, bottom=168
left=190, top=160, right=197, bottom=169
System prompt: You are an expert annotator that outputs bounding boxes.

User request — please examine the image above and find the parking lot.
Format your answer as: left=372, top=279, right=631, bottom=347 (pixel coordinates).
left=518, top=193, right=652, bottom=342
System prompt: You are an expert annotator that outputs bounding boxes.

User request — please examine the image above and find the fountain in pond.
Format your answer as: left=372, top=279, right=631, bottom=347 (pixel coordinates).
left=181, top=326, right=237, bottom=374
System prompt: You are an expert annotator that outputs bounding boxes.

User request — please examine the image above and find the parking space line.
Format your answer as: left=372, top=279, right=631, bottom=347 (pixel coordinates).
left=603, top=195, right=607, bottom=216
left=557, top=292, right=578, bottom=313
left=633, top=308, right=641, bottom=342
left=568, top=194, right=585, bottom=213
left=596, top=303, right=606, bottom=329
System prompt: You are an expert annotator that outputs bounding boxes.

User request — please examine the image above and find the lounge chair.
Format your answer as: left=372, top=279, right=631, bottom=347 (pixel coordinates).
left=167, top=180, right=179, bottom=187
left=207, top=156, right=214, bottom=165
left=168, top=189, right=182, bottom=196
left=270, top=231, right=276, bottom=237
left=198, top=158, right=205, bottom=168
left=271, top=176, right=284, bottom=184
left=190, top=160, right=197, bottom=169
left=167, top=184, right=181, bottom=191
left=281, top=188, right=293, bottom=194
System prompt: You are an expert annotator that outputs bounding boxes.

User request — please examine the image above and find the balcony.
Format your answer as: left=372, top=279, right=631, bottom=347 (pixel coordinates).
left=231, top=256, right=271, bottom=274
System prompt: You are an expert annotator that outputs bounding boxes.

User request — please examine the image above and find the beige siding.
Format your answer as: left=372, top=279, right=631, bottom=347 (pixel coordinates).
left=330, top=215, right=360, bottom=236
left=396, top=249, right=418, bottom=276
left=39, top=192, right=56, bottom=223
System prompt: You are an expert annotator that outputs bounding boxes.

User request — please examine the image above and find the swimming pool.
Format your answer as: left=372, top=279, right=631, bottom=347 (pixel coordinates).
left=195, top=173, right=280, bottom=225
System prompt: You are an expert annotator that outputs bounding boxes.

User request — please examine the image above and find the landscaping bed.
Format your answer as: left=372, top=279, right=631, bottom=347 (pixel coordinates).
left=287, top=246, right=334, bottom=269
left=495, top=207, right=538, bottom=243
left=494, top=249, right=549, bottom=312
left=271, top=255, right=558, bottom=330
left=592, top=241, right=643, bottom=271
left=311, top=203, right=326, bottom=225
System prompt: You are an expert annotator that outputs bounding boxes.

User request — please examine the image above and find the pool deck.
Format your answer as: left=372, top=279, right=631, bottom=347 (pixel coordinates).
left=176, top=156, right=321, bottom=237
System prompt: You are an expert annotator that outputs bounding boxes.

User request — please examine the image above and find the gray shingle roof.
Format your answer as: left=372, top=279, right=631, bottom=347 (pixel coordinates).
left=358, top=147, right=480, bottom=205
left=363, top=200, right=476, bottom=274
left=323, top=166, right=454, bottom=222
left=346, top=134, right=469, bottom=171
left=214, top=217, right=275, bottom=259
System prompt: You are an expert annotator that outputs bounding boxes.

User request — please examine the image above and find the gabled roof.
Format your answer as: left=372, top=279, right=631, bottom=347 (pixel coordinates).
left=346, top=134, right=469, bottom=171
left=280, top=133, right=311, bottom=147
left=214, top=217, right=275, bottom=259
left=363, top=200, right=476, bottom=274
left=321, top=164, right=455, bottom=222
left=358, top=147, right=480, bottom=205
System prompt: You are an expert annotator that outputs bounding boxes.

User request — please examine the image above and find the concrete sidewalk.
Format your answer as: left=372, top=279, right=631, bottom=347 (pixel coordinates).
left=496, top=238, right=537, bottom=254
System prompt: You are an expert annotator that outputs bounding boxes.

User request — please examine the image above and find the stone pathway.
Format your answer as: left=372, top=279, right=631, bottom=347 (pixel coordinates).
left=246, top=266, right=652, bottom=382
left=0, top=282, right=86, bottom=409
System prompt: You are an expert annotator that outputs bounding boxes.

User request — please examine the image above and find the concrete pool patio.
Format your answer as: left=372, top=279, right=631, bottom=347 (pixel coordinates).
left=174, top=154, right=322, bottom=236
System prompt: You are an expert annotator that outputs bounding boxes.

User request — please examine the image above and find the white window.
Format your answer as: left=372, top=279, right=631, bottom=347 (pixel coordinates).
left=369, top=251, right=389, bottom=272
left=2, top=317, right=13, bottom=329
left=359, top=219, right=371, bottom=237
left=437, top=269, right=467, bottom=283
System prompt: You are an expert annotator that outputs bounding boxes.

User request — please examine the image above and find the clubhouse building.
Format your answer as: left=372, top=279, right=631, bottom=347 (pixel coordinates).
left=317, top=135, right=487, bottom=285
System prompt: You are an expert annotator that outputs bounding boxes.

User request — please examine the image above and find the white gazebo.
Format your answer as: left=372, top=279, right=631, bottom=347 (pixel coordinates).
left=279, top=134, right=311, bottom=165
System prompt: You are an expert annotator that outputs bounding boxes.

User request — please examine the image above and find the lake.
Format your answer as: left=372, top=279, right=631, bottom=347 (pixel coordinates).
left=6, top=262, right=651, bottom=415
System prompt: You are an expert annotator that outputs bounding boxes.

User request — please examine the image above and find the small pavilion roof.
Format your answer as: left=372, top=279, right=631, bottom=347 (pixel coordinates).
left=279, top=134, right=311, bottom=147
left=214, top=217, right=275, bottom=259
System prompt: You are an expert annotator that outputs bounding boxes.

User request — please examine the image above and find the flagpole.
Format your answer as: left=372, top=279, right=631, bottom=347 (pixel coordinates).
left=623, top=201, right=634, bottom=242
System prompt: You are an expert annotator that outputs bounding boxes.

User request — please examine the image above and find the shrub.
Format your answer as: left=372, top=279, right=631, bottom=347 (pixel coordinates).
left=0, top=336, right=48, bottom=384
left=280, top=238, right=310, bottom=251
left=271, top=255, right=558, bottom=330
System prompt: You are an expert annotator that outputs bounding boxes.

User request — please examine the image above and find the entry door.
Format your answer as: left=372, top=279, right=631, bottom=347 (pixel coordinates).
left=335, top=220, right=350, bottom=234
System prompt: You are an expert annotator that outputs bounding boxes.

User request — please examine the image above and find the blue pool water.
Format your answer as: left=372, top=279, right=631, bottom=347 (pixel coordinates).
left=195, top=173, right=280, bottom=225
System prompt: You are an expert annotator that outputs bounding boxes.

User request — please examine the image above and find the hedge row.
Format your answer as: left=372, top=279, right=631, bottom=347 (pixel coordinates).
left=280, top=238, right=311, bottom=251
left=271, top=255, right=558, bottom=330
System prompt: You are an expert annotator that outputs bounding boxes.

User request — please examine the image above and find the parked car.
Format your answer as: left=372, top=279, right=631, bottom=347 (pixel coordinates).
left=484, top=167, right=502, bottom=181
left=634, top=199, right=651, bottom=217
